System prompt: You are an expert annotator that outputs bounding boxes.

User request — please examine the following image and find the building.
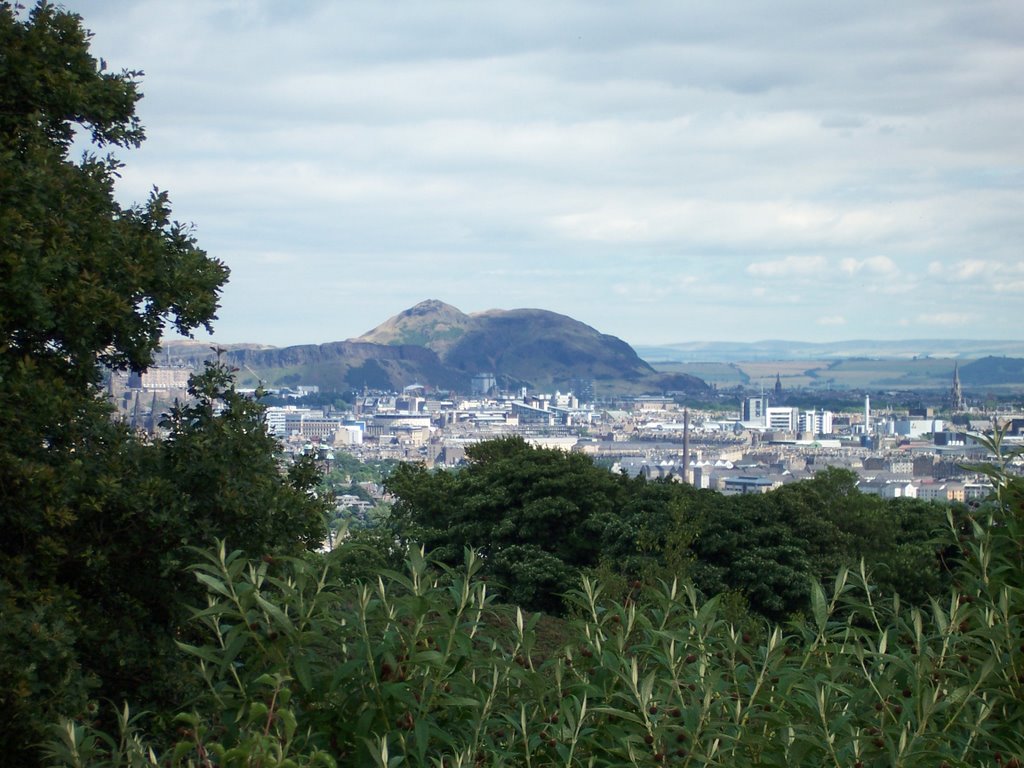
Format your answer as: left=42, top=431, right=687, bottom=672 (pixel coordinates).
left=511, top=401, right=556, bottom=426
left=766, top=407, right=800, bottom=432
left=331, top=426, right=363, bottom=447
left=887, top=418, right=945, bottom=439
left=571, top=378, right=596, bottom=403
left=631, top=396, right=676, bottom=412
left=722, top=475, right=780, bottom=495
left=471, top=373, right=496, bottom=396
left=858, top=479, right=917, bottom=498
left=291, top=415, right=345, bottom=439
left=950, top=363, right=965, bottom=411
left=741, top=396, right=767, bottom=426
left=265, top=406, right=323, bottom=437
left=139, top=366, right=193, bottom=390
left=800, top=410, right=834, bottom=436
left=917, top=483, right=965, bottom=502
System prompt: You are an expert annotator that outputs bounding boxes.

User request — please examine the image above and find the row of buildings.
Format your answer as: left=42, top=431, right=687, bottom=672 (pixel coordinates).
left=109, top=364, right=1021, bottom=506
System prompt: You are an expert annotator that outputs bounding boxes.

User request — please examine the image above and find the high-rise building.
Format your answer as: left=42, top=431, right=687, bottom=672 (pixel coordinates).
left=766, top=406, right=800, bottom=431
left=741, top=396, right=767, bottom=425
left=801, top=409, right=834, bottom=436
left=571, top=378, right=596, bottom=403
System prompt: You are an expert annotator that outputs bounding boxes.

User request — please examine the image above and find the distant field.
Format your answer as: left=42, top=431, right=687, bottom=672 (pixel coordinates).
left=737, top=360, right=831, bottom=389
left=655, top=360, right=829, bottom=389
left=653, top=357, right=1004, bottom=391
left=665, top=362, right=750, bottom=386
left=821, top=358, right=958, bottom=389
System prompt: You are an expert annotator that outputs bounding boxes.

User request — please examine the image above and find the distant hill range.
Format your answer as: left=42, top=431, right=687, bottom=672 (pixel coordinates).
left=159, top=300, right=709, bottom=396
left=635, top=339, right=1024, bottom=363
left=638, top=340, right=1024, bottom=392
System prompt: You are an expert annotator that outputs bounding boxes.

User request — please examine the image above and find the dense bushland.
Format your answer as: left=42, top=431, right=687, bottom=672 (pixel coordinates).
left=386, top=438, right=959, bottom=619
left=47, top=458, right=1024, bottom=766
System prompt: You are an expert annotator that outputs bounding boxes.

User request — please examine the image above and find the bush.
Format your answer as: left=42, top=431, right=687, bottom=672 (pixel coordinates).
left=46, top=460, right=1024, bottom=766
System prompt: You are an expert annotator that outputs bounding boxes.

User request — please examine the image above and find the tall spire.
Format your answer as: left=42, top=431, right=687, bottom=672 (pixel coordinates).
left=951, top=362, right=965, bottom=412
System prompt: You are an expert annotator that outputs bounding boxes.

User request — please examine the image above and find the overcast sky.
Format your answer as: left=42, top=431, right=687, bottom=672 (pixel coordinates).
left=62, top=0, right=1023, bottom=347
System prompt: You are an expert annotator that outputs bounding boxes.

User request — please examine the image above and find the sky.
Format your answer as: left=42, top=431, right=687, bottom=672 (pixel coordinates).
left=60, top=0, right=1024, bottom=347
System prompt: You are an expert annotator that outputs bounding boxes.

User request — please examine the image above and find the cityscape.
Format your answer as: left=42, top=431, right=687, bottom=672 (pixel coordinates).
left=6, top=1, right=1024, bottom=764
left=111, top=352, right=1022, bottom=522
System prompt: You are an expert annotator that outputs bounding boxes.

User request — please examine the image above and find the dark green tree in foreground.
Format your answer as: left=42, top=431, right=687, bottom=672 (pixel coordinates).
left=388, top=440, right=956, bottom=621
left=0, top=4, right=327, bottom=763
left=387, top=437, right=629, bottom=613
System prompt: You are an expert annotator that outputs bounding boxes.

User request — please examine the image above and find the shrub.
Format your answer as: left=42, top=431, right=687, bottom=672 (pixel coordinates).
left=47, top=457, right=1024, bottom=766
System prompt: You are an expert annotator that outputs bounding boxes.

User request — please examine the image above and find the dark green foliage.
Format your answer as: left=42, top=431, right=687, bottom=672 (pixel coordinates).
left=388, top=440, right=955, bottom=621
left=387, top=437, right=629, bottom=613
left=0, top=5, right=226, bottom=381
left=158, top=364, right=328, bottom=558
left=326, top=527, right=406, bottom=584
left=46, top=466, right=1024, bottom=766
left=689, top=492, right=813, bottom=619
left=324, top=451, right=397, bottom=484
left=0, top=4, right=327, bottom=763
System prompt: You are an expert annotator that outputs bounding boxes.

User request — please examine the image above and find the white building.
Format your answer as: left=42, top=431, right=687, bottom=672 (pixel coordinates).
left=859, top=480, right=917, bottom=499
left=800, top=410, right=834, bottom=436
left=887, top=418, right=945, bottom=438
left=766, top=407, right=800, bottom=432
left=331, top=426, right=364, bottom=447
left=139, top=367, right=192, bottom=390
left=265, top=406, right=323, bottom=437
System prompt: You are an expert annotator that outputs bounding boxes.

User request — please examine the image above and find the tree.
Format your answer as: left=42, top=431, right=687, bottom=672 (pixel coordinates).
left=593, top=476, right=702, bottom=593
left=1, top=0, right=227, bottom=581
left=689, top=493, right=813, bottom=620
left=0, top=4, right=326, bottom=763
left=387, top=437, right=628, bottom=613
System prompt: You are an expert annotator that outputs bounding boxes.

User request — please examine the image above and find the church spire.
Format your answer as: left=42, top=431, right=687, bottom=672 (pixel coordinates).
left=950, top=362, right=965, bottom=412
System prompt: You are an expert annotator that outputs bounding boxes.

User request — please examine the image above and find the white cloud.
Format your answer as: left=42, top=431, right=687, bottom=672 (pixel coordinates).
left=923, top=260, right=1024, bottom=298
left=59, top=0, right=1024, bottom=345
left=956, top=259, right=993, bottom=279
left=746, top=256, right=827, bottom=278
left=817, top=315, right=847, bottom=326
left=839, top=256, right=899, bottom=276
left=914, top=313, right=975, bottom=327
left=611, top=276, right=700, bottom=303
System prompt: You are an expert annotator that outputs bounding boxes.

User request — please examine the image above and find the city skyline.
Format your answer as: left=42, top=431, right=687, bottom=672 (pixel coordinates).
left=62, top=0, right=1023, bottom=347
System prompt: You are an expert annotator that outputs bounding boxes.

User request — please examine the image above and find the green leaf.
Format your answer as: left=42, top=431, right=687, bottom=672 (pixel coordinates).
left=194, top=571, right=232, bottom=598
left=294, top=652, right=314, bottom=692
left=175, top=641, right=224, bottom=665
left=809, top=579, right=827, bottom=632
left=438, top=696, right=483, bottom=708
left=255, top=593, right=295, bottom=634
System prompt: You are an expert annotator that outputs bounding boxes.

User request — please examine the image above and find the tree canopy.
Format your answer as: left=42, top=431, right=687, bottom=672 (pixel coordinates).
left=387, top=437, right=630, bottom=612
left=387, top=439, right=956, bottom=619
left=0, top=4, right=327, bottom=763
